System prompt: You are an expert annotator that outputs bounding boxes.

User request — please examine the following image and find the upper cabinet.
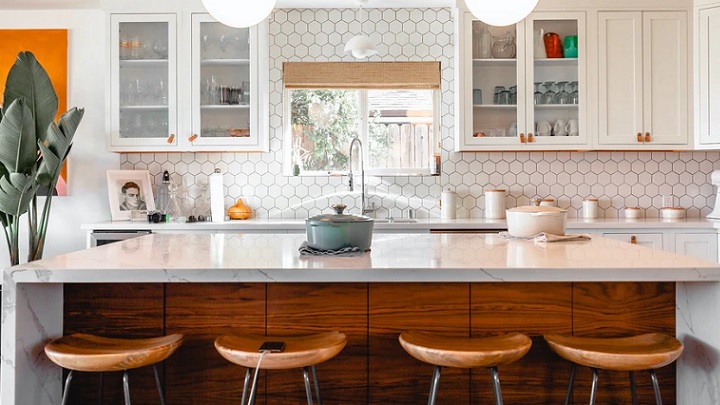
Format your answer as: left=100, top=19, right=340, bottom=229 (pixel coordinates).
left=596, top=11, right=690, bottom=149
left=696, top=3, right=720, bottom=148
left=108, top=12, right=269, bottom=152
left=455, top=11, right=588, bottom=151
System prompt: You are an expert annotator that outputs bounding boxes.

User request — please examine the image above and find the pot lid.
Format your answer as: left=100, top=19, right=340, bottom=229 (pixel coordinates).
left=306, top=203, right=373, bottom=224
left=508, top=205, right=566, bottom=213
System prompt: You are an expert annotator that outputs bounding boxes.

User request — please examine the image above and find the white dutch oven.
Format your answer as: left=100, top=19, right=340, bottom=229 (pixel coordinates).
left=506, top=206, right=567, bottom=238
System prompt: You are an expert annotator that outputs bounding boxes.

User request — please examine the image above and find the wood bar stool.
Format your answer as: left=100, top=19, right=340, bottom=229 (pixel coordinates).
left=544, top=333, right=683, bottom=405
left=398, top=331, right=532, bottom=405
left=44, top=333, right=183, bottom=405
left=214, top=331, right=347, bottom=405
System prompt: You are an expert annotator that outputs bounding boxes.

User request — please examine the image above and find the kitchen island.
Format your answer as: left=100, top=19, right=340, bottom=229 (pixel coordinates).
left=3, top=233, right=720, bottom=404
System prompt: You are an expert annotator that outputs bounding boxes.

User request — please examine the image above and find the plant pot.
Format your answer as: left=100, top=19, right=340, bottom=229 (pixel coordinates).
left=305, top=204, right=374, bottom=251
left=506, top=206, right=567, bottom=238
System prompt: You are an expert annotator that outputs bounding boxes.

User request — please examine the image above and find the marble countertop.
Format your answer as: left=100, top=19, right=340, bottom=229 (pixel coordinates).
left=80, top=217, right=720, bottom=232
left=7, top=233, right=720, bottom=283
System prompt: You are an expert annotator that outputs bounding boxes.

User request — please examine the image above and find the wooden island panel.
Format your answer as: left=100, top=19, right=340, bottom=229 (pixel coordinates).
left=266, top=283, right=368, bottom=404
left=61, top=282, right=678, bottom=404
left=470, top=282, right=573, bottom=404
left=63, top=283, right=164, bottom=404
left=164, top=283, right=266, bottom=403
left=369, top=283, right=471, bottom=404
left=572, top=282, right=676, bottom=405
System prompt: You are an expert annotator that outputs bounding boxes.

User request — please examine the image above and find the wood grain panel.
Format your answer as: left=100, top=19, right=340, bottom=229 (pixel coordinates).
left=471, top=283, right=573, bottom=404
left=63, top=283, right=164, bottom=404
left=572, top=282, right=676, bottom=405
left=369, top=283, right=470, bottom=404
left=265, top=283, right=368, bottom=405
left=164, top=283, right=266, bottom=404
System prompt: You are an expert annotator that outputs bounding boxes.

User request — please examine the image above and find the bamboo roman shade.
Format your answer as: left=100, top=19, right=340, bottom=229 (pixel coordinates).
left=283, top=61, right=441, bottom=90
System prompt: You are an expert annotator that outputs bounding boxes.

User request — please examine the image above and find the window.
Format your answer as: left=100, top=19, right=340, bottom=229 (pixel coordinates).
left=283, top=62, right=441, bottom=176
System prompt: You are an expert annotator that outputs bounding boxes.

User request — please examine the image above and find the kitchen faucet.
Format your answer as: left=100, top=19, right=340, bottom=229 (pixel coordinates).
left=348, top=137, right=374, bottom=216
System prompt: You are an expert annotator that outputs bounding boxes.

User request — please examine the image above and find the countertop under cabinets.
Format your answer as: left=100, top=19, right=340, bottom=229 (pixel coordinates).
left=82, top=217, right=720, bottom=233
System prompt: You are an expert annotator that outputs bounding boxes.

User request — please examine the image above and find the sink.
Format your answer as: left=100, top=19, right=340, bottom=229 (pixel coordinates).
left=373, top=218, right=417, bottom=223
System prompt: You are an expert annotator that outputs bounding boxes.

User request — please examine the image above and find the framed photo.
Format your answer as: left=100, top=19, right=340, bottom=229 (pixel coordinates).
left=106, top=170, right=155, bottom=221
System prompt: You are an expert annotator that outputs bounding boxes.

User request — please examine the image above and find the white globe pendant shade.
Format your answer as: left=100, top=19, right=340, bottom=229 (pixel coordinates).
left=344, top=35, right=378, bottom=59
left=464, top=0, right=539, bottom=27
left=201, top=0, right=277, bottom=28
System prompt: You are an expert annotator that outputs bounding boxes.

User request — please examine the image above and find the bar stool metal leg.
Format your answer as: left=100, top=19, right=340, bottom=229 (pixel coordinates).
left=650, top=369, right=663, bottom=405
left=311, top=364, right=322, bottom=405
left=248, top=368, right=260, bottom=405
left=563, top=364, right=576, bottom=405
left=152, top=364, right=166, bottom=405
left=629, top=370, right=638, bottom=405
left=122, top=370, right=132, bottom=405
left=98, top=372, right=104, bottom=405
left=60, top=370, right=73, bottom=405
left=427, top=365, right=442, bottom=405
left=303, top=366, right=314, bottom=405
left=489, top=366, right=504, bottom=405
left=240, top=368, right=252, bottom=405
left=589, top=368, right=599, bottom=405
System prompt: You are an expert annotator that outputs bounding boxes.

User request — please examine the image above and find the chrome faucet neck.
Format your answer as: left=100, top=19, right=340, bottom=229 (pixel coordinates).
left=348, top=138, right=366, bottom=215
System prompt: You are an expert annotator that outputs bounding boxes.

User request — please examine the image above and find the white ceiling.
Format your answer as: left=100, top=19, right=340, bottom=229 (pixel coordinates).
left=0, top=0, right=456, bottom=9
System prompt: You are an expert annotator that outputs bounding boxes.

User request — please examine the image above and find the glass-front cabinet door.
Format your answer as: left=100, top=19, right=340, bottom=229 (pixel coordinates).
left=110, top=14, right=177, bottom=148
left=524, top=12, right=587, bottom=148
left=455, top=11, right=587, bottom=151
left=190, top=13, right=265, bottom=150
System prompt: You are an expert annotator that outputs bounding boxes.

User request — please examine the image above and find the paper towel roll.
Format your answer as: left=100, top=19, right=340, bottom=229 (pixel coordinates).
left=210, top=169, right=225, bottom=223
left=441, top=189, right=457, bottom=219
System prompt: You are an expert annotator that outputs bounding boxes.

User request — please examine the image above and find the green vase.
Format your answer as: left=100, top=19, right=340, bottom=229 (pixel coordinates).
left=564, top=35, right=578, bottom=58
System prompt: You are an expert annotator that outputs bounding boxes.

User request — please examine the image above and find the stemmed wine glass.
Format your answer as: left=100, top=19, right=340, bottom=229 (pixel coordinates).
left=541, top=81, right=556, bottom=104
left=533, top=82, right=544, bottom=105
left=570, top=81, right=579, bottom=104
left=553, top=81, right=569, bottom=104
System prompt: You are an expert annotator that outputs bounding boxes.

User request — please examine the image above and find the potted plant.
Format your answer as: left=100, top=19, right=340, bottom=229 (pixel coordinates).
left=0, top=51, right=84, bottom=265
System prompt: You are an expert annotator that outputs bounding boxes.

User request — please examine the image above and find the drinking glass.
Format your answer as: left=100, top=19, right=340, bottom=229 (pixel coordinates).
left=533, top=82, right=544, bottom=105
left=498, top=90, right=511, bottom=105
left=553, top=81, right=569, bottom=104
left=541, top=81, right=556, bottom=104
left=493, top=86, right=505, bottom=105
left=570, top=81, right=579, bottom=104
left=509, top=85, right=517, bottom=105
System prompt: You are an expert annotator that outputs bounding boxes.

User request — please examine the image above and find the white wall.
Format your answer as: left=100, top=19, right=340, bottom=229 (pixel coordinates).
left=0, top=10, right=116, bottom=265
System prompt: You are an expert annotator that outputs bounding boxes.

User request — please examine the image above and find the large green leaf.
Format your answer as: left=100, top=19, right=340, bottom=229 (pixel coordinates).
left=3, top=51, right=58, bottom=145
left=0, top=98, right=37, bottom=174
left=37, top=108, right=83, bottom=187
left=0, top=173, right=36, bottom=217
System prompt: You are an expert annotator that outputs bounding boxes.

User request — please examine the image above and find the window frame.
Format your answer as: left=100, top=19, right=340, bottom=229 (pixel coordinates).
left=282, top=87, right=441, bottom=177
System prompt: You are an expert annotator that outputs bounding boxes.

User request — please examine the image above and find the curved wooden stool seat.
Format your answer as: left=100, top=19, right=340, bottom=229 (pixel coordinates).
left=544, top=333, right=683, bottom=405
left=399, top=331, right=532, bottom=405
left=215, top=331, right=347, bottom=405
left=44, top=333, right=183, bottom=405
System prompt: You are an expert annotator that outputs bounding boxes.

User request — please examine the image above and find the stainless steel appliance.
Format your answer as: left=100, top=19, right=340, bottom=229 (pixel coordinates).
left=89, top=230, right=151, bottom=247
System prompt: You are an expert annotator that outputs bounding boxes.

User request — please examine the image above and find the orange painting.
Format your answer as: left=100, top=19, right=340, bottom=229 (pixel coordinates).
left=0, top=29, right=68, bottom=196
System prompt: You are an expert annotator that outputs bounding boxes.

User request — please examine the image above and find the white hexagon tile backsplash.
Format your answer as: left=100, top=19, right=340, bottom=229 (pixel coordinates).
left=121, top=8, right=720, bottom=220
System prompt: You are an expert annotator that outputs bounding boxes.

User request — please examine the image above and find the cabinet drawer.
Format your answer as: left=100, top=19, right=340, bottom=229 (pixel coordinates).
left=602, top=232, right=663, bottom=249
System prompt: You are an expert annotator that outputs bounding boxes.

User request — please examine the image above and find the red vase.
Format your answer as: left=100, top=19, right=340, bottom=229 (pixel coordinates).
left=543, top=32, right=563, bottom=58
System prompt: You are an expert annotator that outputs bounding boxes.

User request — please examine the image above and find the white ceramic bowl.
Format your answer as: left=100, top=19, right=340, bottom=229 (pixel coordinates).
left=506, top=206, right=567, bottom=238
left=624, top=207, right=643, bottom=219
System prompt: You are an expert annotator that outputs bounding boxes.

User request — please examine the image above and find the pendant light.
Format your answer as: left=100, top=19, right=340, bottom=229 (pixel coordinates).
left=344, top=0, right=378, bottom=59
left=464, top=0, right=539, bottom=27
left=201, top=0, right=277, bottom=28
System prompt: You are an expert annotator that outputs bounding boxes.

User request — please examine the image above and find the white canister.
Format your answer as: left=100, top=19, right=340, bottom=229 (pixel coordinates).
left=440, top=189, right=457, bottom=219
left=582, top=198, right=598, bottom=219
left=624, top=206, right=643, bottom=219
left=484, top=189, right=506, bottom=219
left=539, top=198, right=556, bottom=207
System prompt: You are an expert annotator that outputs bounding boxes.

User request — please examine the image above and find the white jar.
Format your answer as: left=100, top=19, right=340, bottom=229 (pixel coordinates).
left=440, top=189, right=457, bottom=219
left=624, top=206, right=643, bottom=219
left=582, top=198, right=598, bottom=219
left=484, top=189, right=506, bottom=219
left=539, top=198, right=556, bottom=207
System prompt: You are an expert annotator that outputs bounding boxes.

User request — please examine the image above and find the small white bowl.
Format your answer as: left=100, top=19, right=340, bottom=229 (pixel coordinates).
left=624, top=207, right=643, bottom=219
left=661, top=207, right=686, bottom=219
